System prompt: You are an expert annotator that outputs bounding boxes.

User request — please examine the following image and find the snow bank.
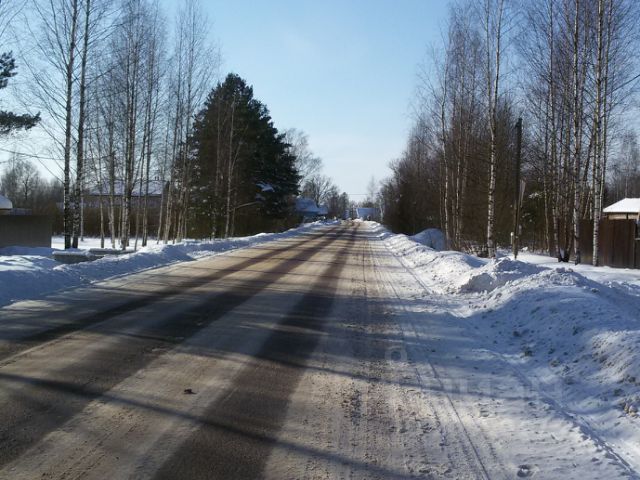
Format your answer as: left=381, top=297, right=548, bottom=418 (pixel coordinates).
left=410, top=228, right=446, bottom=251
left=375, top=221, right=640, bottom=458
left=0, top=222, right=331, bottom=308
left=475, top=265, right=640, bottom=438
left=516, top=251, right=640, bottom=296
left=382, top=231, right=486, bottom=294
left=456, top=257, right=545, bottom=293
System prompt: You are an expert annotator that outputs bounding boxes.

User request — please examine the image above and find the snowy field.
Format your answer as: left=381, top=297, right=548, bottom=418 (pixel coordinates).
left=0, top=222, right=334, bottom=309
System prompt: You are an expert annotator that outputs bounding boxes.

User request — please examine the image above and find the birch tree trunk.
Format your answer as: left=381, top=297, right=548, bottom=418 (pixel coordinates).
left=63, top=0, right=80, bottom=249
left=72, top=0, right=91, bottom=249
left=484, top=0, right=504, bottom=258
left=591, top=0, right=604, bottom=266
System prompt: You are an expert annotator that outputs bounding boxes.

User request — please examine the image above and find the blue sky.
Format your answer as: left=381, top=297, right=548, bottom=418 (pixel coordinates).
left=190, top=0, right=448, bottom=197
left=1, top=1, right=448, bottom=198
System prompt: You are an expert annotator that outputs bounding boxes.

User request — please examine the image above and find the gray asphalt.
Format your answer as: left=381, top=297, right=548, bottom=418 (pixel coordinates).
left=0, top=223, right=362, bottom=478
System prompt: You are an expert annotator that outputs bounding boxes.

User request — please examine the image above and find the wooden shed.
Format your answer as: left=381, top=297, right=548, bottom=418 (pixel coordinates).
left=603, top=198, right=640, bottom=220
left=580, top=198, right=640, bottom=268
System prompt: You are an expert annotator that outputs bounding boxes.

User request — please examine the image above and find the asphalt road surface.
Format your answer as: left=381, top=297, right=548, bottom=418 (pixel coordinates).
left=0, top=223, right=632, bottom=479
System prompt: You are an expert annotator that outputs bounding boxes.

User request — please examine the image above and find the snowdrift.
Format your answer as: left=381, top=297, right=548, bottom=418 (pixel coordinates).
left=410, top=228, right=446, bottom=251
left=0, top=222, right=332, bottom=308
left=378, top=222, right=640, bottom=447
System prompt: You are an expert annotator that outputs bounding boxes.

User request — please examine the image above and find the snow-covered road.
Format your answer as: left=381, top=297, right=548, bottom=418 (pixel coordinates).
left=0, top=222, right=638, bottom=479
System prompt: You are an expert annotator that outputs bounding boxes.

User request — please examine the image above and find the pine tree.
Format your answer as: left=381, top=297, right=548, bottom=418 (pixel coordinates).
left=190, top=73, right=299, bottom=238
left=0, top=52, right=39, bottom=134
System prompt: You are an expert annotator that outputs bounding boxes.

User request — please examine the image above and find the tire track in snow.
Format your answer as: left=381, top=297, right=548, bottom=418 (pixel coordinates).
left=366, top=236, right=502, bottom=479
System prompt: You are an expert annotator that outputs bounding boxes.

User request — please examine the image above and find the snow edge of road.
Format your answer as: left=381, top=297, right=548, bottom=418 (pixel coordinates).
left=0, top=221, right=336, bottom=309
left=365, top=221, right=640, bottom=475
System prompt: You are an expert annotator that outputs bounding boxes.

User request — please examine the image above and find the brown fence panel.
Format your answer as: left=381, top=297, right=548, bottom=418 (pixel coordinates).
left=0, top=215, right=52, bottom=248
left=599, top=219, right=636, bottom=269
left=579, top=220, right=594, bottom=264
left=616, top=221, right=634, bottom=268
left=604, top=220, right=614, bottom=266
left=579, top=219, right=638, bottom=269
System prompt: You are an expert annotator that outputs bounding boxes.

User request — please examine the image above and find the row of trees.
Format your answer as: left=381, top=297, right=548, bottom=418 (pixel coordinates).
left=285, top=128, right=350, bottom=219
left=22, top=0, right=217, bottom=249
left=1, top=0, right=331, bottom=248
left=0, top=155, right=62, bottom=221
left=381, top=0, right=640, bottom=263
left=0, top=0, right=209, bottom=248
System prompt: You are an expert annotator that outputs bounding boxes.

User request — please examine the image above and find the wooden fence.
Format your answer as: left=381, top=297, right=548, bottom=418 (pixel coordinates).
left=0, top=215, right=52, bottom=248
left=580, top=219, right=640, bottom=269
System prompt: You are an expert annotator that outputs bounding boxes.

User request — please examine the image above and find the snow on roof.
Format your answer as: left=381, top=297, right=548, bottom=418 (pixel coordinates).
left=0, top=195, right=12, bottom=210
left=603, top=198, right=640, bottom=214
left=295, top=197, right=319, bottom=214
left=257, top=182, right=274, bottom=193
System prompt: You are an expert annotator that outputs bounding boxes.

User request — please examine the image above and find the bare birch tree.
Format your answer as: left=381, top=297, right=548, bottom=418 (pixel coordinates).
left=483, top=0, right=505, bottom=258
left=27, top=0, right=81, bottom=249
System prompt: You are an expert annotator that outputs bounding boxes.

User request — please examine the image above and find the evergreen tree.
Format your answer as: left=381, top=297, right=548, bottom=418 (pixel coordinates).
left=0, top=52, right=39, bottom=134
left=190, top=73, right=299, bottom=238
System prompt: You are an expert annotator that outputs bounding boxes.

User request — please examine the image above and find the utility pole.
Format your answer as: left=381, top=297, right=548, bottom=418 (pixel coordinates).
left=512, top=117, right=523, bottom=259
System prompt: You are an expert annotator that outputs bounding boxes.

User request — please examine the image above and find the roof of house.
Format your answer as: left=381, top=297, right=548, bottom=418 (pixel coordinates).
left=294, top=198, right=330, bottom=216
left=295, top=197, right=319, bottom=214
left=0, top=195, right=12, bottom=210
left=603, top=198, right=640, bottom=214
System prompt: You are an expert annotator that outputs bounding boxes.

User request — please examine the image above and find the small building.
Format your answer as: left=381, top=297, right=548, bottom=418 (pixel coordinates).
left=578, top=198, right=640, bottom=269
left=0, top=194, right=12, bottom=215
left=603, top=198, right=640, bottom=220
left=79, top=180, right=165, bottom=236
left=85, top=179, right=165, bottom=209
left=295, top=197, right=328, bottom=222
left=317, top=205, right=329, bottom=217
left=0, top=194, right=52, bottom=248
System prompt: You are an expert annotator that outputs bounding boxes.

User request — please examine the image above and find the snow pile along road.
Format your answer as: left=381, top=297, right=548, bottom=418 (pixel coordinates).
left=377, top=226, right=486, bottom=294
left=378, top=223, right=640, bottom=472
left=410, top=227, right=446, bottom=251
left=0, top=222, right=332, bottom=309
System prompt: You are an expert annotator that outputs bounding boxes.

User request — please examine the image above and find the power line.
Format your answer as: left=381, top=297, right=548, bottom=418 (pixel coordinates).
left=0, top=147, right=63, bottom=181
left=616, top=71, right=640, bottom=92
left=0, top=146, right=62, bottom=161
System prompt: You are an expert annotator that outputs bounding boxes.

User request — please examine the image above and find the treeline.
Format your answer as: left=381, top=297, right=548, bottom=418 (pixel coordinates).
left=285, top=128, right=351, bottom=218
left=0, top=0, right=328, bottom=249
left=381, top=0, right=640, bottom=264
left=0, top=156, right=62, bottom=221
